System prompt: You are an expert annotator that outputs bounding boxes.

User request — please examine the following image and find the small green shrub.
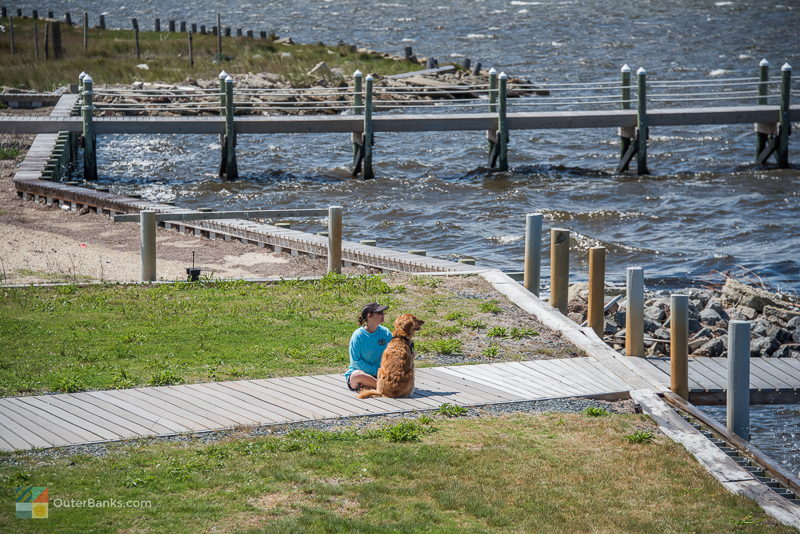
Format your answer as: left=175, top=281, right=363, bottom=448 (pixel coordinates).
left=479, top=300, right=502, bottom=314
left=487, top=327, right=508, bottom=338
left=382, top=421, right=424, bottom=442
left=435, top=403, right=468, bottom=417
left=417, top=338, right=463, bottom=355
left=148, top=369, right=183, bottom=387
left=444, top=311, right=467, bottom=321
left=461, top=319, right=487, bottom=330
left=0, top=147, right=20, bottom=160
left=417, top=414, right=434, bottom=425
left=411, top=276, right=441, bottom=288
left=624, top=430, right=655, bottom=444
left=584, top=406, right=610, bottom=417
left=51, top=374, right=87, bottom=393
left=110, top=369, right=136, bottom=390
left=509, top=327, right=539, bottom=339
left=482, top=345, right=500, bottom=357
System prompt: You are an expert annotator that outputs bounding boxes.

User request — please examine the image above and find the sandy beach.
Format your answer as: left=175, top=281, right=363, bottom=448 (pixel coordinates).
left=0, top=128, right=369, bottom=285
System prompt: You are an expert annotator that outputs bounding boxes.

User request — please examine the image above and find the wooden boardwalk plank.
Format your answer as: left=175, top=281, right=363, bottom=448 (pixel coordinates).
left=439, top=365, right=546, bottom=399
left=535, top=358, right=615, bottom=394
left=208, top=381, right=308, bottom=422
left=260, top=377, right=363, bottom=418
left=9, top=396, right=114, bottom=441
left=407, top=369, right=508, bottom=405
left=61, top=392, right=176, bottom=435
left=688, top=358, right=727, bottom=390
left=86, top=391, right=190, bottom=433
left=110, top=389, right=219, bottom=430
left=133, top=387, right=246, bottom=427
left=162, top=384, right=266, bottom=426
left=182, top=383, right=286, bottom=424
left=484, top=362, right=571, bottom=398
left=301, top=375, right=422, bottom=412
left=1, top=398, right=88, bottom=446
left=280, top=375, right=413, bottom=413
left=747, top=359, right=796, bottom=390
left=580, top=357, right=636, bottom=390
left=0, top=409, right=51, bottom=449
left=22, top=394, right=139, bottom=440
left=517, top=360, right=598, bottom=396
left=764, top=358, right=800, bottom=384
left=246, top=379, right=344, bottom=419
left=420, top=367, right=525, bottom=403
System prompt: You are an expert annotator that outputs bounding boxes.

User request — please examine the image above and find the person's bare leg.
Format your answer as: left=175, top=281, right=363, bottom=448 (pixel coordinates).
left=349, top=370, right=377, bottom=391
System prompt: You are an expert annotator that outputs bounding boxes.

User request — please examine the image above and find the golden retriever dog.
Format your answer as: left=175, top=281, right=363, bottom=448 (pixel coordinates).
left=357, top=313, right=424, bottom=399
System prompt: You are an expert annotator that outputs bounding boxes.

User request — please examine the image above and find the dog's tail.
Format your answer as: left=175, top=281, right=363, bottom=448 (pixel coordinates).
left=356, top=389, right=383, bottom=399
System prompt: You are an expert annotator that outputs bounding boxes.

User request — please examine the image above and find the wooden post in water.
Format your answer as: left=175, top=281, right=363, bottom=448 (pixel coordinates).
left=497, top=72, right=509, bottom=171
left=550, top=228, right=569, bottom=314
left=140, top=211, right=157, bottom=282
left=487, top=68, right=498, bottom=161
left=134, top=27, right=140, bottom=59
left=216, top=13, right=222, bottom=56
left=625, top=266, right=644, bottom=356
left=670, top=294, right=689, bottom=400
left=777, top=63, right=791, bottom=168
left=169, top=20, right=176, bottom=32
left=188, top=30, right=194, bottom=67
left=727, top=320, right=751, bottom=440
left=82, top=10, right=88, bottom=51
left=8, top=16, right=14, bottom=55
left=99, top=14, right=105, bottom=30
left=81, top=74, right=97, bottom=180
left=43, top=21, right=49, bottom=60
left=52, top=21, right=62, bottom=58
left=222, top=75, right=238, bottom=179
left=155, top=18, right=160, bottom=31
left=352, top=70, right=363, bottom=164
left=636, top=67, right=649, bottom=175
left=33, top=20, right=39, bottom=60
left=65, top=12, right=72, bottom=25
left=327, top=206, right=343, bottom=274
left=523, top=213, right=543, bottom=296
left=180, top=21, right=186, bottom=32
left=588, top=246, right=606, bottom=338
left=756, top=59, right=769, bottom=159
left=363, top=74, right=375, bottom=179
left=620, top=64, right=632, bottom=159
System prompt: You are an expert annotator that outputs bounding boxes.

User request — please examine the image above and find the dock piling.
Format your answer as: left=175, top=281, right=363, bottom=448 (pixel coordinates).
left=619, top=65, right=633, bottom=160
left=99, top=14, right=105, bottom=30
left=221, top=75, right=238, bottom=179
left=755, top=59, right=770, bottom=159
left=33, top=20, right=39, bottom=60
left=496, top=72, right=509, bottom=171
left=81, top=74, right=97, bottom=180
left=625, top=266, right=644, bottom=356
left=82, top=10, right=88, bottom=51
left=727, top=320, right=751, bottom=440
left=487, top=68, right=498, bottom=161
left=352, top=70, right=363, bottom=168
left=327, top=206, right=343, bottom=274
left=363, top=74, right=375, bottom=179
left=8, top=16, right=14, bottom=55
left=588, top=246, right=606, bottom=338
left=216, top=13, right=222, bottom=56
left=550, top=228, right=570, bottom=314
left=155, top=18, right=160, bottom=32
left=636, top=67, right=649, bottom=175
left=140, top=211, right=157, bottom=282
left=670, top=294, right=689, bottom=399
left=523, top=213, right=543, bottom=296
left=777, top=63, right=791, bottom=168
left=188, top=30, right=194, bottom=67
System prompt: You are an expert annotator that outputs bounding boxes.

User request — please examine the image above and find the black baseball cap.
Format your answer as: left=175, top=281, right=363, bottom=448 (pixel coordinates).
left=361, top=302, right=388, bottom=319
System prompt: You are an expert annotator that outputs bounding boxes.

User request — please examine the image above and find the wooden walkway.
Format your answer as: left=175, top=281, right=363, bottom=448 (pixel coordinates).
left=1, top=106, right=798, bottom=135
left=631, top=357, right=800, bottom=404
left=0, top=358, right=632, bottom=452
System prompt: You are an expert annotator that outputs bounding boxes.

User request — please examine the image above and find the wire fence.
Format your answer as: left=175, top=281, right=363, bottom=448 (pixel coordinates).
left=89, top=72, right=792, bottom=116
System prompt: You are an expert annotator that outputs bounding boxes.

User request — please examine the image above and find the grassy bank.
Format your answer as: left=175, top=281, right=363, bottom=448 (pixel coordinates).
left=0, top=412, right=790, bottom=533
left=0, top=18, right=421, bottom=90
left=0, top=274, right=567, bottom=397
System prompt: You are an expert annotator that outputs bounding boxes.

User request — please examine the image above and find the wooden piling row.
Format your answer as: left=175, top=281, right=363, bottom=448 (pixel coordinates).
left=81, top=74, right=97, bottom=180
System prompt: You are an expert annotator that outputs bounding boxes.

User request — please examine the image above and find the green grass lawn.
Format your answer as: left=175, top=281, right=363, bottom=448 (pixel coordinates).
left=0, top=18, right=422, bottom=91
left=0, top=412, right=791, bottom=533
left=0, top=274, right=552, bottom=397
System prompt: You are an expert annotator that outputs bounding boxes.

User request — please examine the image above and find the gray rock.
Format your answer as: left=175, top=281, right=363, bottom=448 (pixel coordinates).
left=689, top=337, right=710, bottom=352
left=700, top=308, right=724, bottom=325
left=772, top=345, right=796, bottom=358
left=767, top=326, right=793, bottom=344
left=689, top=318, right=703, bottom=333
left=604, top=321, right=618, bottom=336
left=763, top=305, right=800, bottom=326
left=613, top=310, right=626, bottom=327
left=753, top=320, right=771, bottom=337
left=787, top=316, right=800, bottom=331
left=644, top=306, right=666, bottom=322
left=644, top=318, right=661, bottom=334
left=705, top=298, right=726, bottom=314
left=692, top=326, right=713, bottom=340
left=686, top=287, right=713, bottom=306
left=750, top=336, right=780, bottom=357
left=736, top=306, right=759, bottom=321
left=697, top=337, right=725, bottom=357
left=653, top=327, right=670, bottom=340
left=719, top=334, right=729, bottom=350
left=794, top=330, right=800, bottom=343
left=645, top=298, right=669, bottom=310
left=721, top=278, right=779, bottom=312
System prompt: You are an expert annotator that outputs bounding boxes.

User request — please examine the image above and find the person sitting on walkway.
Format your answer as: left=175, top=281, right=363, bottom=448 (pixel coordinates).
left=345, top=302, right=392, bottom=392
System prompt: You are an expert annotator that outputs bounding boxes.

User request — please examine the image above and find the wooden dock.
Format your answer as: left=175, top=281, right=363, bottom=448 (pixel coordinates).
left=631, top=357, right=800, bottom=405
left=0, top=358, right=633, bottom=452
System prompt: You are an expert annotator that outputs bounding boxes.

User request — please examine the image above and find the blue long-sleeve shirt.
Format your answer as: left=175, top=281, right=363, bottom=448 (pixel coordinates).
left=344, top=325, right=392, bottom=381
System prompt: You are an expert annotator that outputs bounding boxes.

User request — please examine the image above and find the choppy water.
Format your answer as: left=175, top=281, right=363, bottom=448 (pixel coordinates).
left=701, top=404, right=800, bottom=477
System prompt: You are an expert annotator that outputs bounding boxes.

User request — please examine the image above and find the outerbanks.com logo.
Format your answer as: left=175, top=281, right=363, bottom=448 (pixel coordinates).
left=16, top=487, right=152, bottom=519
